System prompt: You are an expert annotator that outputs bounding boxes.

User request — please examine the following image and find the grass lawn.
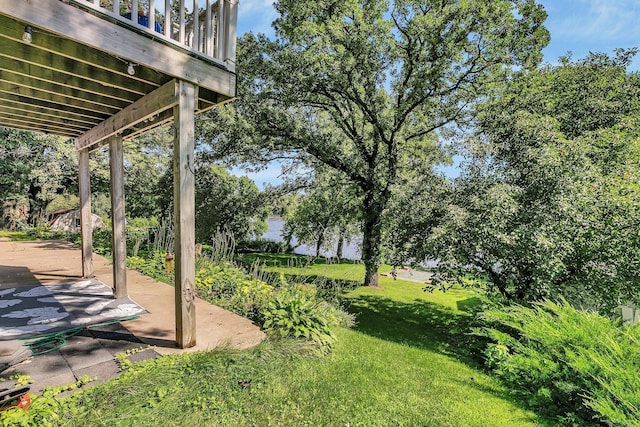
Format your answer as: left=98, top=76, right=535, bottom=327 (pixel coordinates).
left=52, top=253, right=546, bottom=426
left=0, top=230, right=38, bottom=241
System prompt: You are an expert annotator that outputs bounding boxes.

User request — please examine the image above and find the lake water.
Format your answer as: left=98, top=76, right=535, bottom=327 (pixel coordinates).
left=262, top=216, right=439, bottom=268
left=262, top=216, right=362, bottom=260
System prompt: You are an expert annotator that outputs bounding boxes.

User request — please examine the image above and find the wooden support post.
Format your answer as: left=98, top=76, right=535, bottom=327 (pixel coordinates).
left=78, top=148, right=94, bottom=278
left=109, top=134, right=128, bottom=298
left=173, top=80, right=197, bottom=348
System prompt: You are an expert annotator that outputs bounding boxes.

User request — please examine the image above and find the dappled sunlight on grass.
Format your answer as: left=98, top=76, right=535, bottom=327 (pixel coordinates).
left=346, top=278, right=487, bottom=365
left=27, top=251, right=549, bottom=426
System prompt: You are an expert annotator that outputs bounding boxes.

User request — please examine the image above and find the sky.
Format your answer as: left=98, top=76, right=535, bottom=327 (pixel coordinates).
left=232, top=0, right=640, bottom=187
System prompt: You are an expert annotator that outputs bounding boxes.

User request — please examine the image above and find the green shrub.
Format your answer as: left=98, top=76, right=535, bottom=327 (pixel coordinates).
left=126, top=251, right=170, bottom=283
left=195, top=263, right=251, bottom=299
left=195, top=263, right=273, bottom=322
left=479, top=299, right=640, bottom=426
left=0, top=376, right=95, bottom=427
left=227, top=278, right=274, bottom=322
left=263, top=283, right=338, bottom=349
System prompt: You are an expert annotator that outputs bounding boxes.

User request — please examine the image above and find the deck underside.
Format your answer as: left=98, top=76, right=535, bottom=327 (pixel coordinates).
left=0, top=0, right=235, bottom=142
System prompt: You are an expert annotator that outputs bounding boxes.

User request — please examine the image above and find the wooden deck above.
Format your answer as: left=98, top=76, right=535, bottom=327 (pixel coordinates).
left=0, top=0, right=237, bottom=149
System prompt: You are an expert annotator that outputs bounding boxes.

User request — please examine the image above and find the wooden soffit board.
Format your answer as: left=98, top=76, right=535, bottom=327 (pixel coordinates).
left=0, top=0, right=236, bottom=96
left=0, top=1, right=233, bottom=139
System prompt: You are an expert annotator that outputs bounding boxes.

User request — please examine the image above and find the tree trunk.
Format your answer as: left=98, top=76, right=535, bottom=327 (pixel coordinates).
left=315, top=233, right=324, bottom=257
left=336, top=226, right=346, bottom=259
left=361, top=189, right=384, bottom=287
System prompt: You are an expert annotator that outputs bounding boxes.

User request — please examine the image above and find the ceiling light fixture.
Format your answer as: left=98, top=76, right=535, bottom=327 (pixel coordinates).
left=127, top=62, right=136, bottom=76
left=22, top=26, right=32, bottom=43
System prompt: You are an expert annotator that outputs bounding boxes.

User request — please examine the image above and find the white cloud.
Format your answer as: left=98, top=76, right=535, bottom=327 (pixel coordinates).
left=544, top=0, right=640, bottom=42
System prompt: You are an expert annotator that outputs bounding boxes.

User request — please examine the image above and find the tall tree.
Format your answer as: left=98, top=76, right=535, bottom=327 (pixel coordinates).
left=0, top=128, right=80, bottom=227
left=419, top=50, right=640, bottom=311
left=283, top=166, right=360, bottom=257
left=123, top=127, right=173, bottom=219
left=159, top=163, right=268, bottom=244
left=203, top=0, right=549, bottom=286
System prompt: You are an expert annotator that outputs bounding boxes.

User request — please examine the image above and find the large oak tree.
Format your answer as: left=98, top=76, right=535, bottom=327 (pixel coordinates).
left=205, top=0, right=549, bottom=285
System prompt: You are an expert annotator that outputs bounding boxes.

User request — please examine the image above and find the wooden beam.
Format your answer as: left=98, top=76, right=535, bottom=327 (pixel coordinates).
left=0, top=105, right=93, bottom=131
left=0, top=0, right=236, bottom=96
left=75, top=79, right=179, bottom=151
left=0, top=117, right=80, bottom=137
left=173, top=80, right=197, bottom=349
left=78, top=148, right=94, bottom=278
left=0, top=69, right=131, bottom=111
left=0, top=113, right=84, bottom=135
left=109, top=134, right=128, bottom=298
left=0, top=43, right=146, bottom=103
left=0, top=78, right=121, bottom=116
left=0, top=86, right=107, bottom=122
left=0, top=33, right=157, bottom=97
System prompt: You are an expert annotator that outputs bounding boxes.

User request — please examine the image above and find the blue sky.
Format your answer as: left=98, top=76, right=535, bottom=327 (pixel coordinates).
left=233, top=0, right=640, bottom=186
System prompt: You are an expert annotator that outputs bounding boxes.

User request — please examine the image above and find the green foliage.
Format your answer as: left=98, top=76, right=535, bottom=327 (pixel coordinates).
left=23, top=224, right=67, bottom=241
left=480, top=299, right=640, bottom=426
left=416, top=50, right=640, bottom=311
left=126, top=251, right=171, bottom=283
left=122, top=129, right=172, bottom=219
left=282, top=167, right=361, bottom=258
left=159, top=164, right=268, bottom=244
left=195, top=262, right=274, bottom=322
left=56, top=279, right=543, bottom=426
left=236, top=238, right=291, bottom=254
left=45, top=194, right=79, bottom=214
left=194, top=257, right=354, bottom=349
left=0, top=376, right=95, bottom=427
left=125, top=217, right=159, bottom=257
left=0, top=128, right=81, bottom=227
left=200, top=0, right=549, bottom=286
left=263, top=283, right=338, bottom=349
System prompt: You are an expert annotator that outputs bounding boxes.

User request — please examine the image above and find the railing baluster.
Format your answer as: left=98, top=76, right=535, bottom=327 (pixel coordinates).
left=205, top=0, right=212, bottom=56
left=164, top=0, right=171, bottom=38
left=149, top=0, right=155, bottom=31
left=192, top=0, right=199, bottom=51
left=63, top=0, right=233, bottom=63
left=226, top=0, right=237, bottom=70
left=216, top=0, right=224, bottom=61
left=179, top=0, right=185, bottom=44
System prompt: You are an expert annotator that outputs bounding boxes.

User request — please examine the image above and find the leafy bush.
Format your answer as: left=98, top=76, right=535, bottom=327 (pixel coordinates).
left=0, top=376, right=95, bottom=427
left=90, top=228, right=113, bottom=255
left=479, top=299, right=640, bottom=426
left=195, top=263, right=274, bottom=322
left=263, top=283, right=339, bottom=349
left=126, top=251, right=171, bottom=283
left=195, top=262, right=353, bottom=349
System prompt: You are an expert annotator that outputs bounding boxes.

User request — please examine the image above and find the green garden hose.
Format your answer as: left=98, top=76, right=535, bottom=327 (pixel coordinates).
left=21, top=316, right=139, bottom=355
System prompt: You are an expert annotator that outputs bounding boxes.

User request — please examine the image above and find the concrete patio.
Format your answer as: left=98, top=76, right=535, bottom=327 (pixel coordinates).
left=0, top=238, right=265, bottom=393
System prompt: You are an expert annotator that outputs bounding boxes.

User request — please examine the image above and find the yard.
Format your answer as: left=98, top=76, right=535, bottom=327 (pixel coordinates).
left=9, top=256, right=545, bottom=426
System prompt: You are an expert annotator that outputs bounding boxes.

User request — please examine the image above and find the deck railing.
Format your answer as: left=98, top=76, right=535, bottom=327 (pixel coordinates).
left=67, top=0, right=237, bottom=71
